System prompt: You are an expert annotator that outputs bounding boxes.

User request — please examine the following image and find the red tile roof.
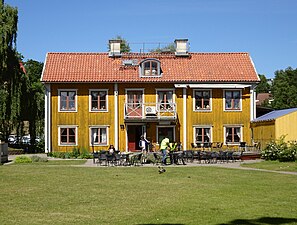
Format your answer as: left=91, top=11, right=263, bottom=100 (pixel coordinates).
left=41, top=52, right=259, bottom=83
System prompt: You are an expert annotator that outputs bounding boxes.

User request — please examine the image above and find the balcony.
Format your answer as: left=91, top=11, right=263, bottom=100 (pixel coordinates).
left=124, top=102, right=177, bottom=122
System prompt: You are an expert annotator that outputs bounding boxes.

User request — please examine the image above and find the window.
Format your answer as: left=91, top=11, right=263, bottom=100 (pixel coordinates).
left=90, top=127, right=108, bottom=145
left=59, top=127, right=77, bottom=145
left=59, top=90, right=76, bottom=111
left=194, top=90, right=211, bottom=110
left=157, top=90, right=173, bottom=111
left=195, top=127, right=211, bottom=145
left=224, top=90, right=241, bottom=110
left=225, top=126, right=241, bottom=144
left=90, top=90, right=108, bottom=111
left=140, top=59, right=161, bottom=77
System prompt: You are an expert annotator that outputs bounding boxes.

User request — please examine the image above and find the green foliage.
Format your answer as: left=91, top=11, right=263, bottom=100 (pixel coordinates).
left=256, top=74, right=271, bottom=94
left=14, top=156, right=32, bottom=163
left=261, top=136, right=297, bottom=162
left=271, top=67, right=297, bottom=109
left=48, top=147, right=92, bottom=159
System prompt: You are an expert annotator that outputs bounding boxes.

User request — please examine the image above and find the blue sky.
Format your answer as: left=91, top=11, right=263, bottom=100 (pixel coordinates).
left=6, top=0, right=297, bottom=78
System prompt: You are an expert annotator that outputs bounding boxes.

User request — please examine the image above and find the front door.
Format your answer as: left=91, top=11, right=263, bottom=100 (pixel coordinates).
left=127, top=125, right=143, bottom=151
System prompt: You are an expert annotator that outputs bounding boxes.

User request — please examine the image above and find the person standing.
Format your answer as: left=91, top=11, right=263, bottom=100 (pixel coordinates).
left=160, top=136, right=170, bottom=165
left=139, top=135, right=150, bottom=163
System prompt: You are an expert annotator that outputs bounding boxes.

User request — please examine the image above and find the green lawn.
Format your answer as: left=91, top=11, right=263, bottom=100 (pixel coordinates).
left=1, top=161, right=297, bottom=225
left=241, top=160, right=297, bottom=172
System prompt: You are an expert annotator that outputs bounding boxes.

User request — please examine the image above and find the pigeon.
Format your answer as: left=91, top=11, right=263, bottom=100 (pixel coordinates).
left=158, top=166, right=166, bottom=174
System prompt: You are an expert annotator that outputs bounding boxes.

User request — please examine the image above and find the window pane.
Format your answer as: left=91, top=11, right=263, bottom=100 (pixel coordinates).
left=69, top=92, right=75, bottom=100
left=100, top=128, right=107, bottom=144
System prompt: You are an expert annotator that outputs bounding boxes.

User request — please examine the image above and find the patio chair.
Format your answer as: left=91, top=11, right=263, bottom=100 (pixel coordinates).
left=153, top=152, right=162, bottom=165
left=218, top=151, right=227, bottom=163
left=226, top=151, right=234, bottom=163
left=131, top=153, right=143, bottom=166
left=114, top=152, right=122, bottom=166
left=184, top=150, right=194, bottom=162
left=98, top=151, right=108, bottom=166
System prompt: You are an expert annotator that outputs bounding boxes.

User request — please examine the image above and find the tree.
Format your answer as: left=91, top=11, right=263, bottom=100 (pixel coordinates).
left=149, top=43, right=175, bottom=53
left=108, top=35, right=131, bottom=53
left=0, top=1, right=21, bottom=140
left=256, top=74, right=271, bottom=94
left=22, top=60, right=44, bottom=150
left=271, top=67, right=297, bottom=109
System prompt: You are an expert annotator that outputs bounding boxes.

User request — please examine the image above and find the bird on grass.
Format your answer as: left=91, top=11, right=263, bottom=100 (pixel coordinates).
left=158, top=166, right=166, bottom=174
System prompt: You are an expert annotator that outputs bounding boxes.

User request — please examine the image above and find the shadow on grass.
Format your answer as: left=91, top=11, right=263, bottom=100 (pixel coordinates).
left=218, top=217, right=297, bottom=225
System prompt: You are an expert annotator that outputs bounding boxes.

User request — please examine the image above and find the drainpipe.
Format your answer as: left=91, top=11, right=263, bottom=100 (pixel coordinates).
left=44, top=84, right=51, bottom=153
left=114, top=83, right=119, bottom=150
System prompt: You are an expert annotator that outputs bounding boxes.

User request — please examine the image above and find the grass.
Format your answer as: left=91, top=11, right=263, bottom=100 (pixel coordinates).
left=241, top=160, right=297, bottom=172
left=0, top=161, right=297, bottom=225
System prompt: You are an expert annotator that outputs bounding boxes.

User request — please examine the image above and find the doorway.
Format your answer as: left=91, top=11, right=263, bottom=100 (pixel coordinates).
left=127, top=125, right=143, bottom=151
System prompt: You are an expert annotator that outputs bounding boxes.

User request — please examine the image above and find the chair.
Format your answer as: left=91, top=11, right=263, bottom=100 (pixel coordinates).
left=239, top=142, right=246, bottom=151
left=106, top=153, right=115, bottom=166
left=193, top=150, right=201, bottom=163
left=152, top=152, right=162, bottom=165
left=131, top=153, right=143, bottom=166
left=92, top=152, right=99, bottom=164
left=98, top=151, right=108, bottom=166
left=184, top=150, right=194, bottom=163
left=226, top=151, right=234, bottom=163
left=210, top=151, right=219, bottom=163
left=114, top=152, right=122, bottom=166
left=218, top=151, right=227, bottom=163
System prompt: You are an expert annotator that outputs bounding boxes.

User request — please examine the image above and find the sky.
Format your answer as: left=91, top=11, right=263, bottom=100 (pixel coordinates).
left=5, top=0, right=297, bottom=78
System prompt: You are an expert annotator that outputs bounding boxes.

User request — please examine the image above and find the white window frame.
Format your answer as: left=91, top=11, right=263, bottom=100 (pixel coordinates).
left=193, top=89, right=212, bottom=111
left=89, top=126, right=109, bottom=146
left=58, top=125, right=78, bottom=146
left=139, top=58, right=162, bottom=77
left=223, top=89, right=242, bottom=111
left=58, top=89, right=77, bottom=112
left=156, top=88, right=175, bottom=112
left=224, top=125, right=243, bottom=145
left=89, top=89, right=108, bottom=112
left=193, top=125, right=212, bottom=146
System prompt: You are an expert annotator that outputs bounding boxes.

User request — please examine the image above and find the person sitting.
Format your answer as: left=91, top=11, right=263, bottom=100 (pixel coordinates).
left=108, top=144, right=115, bottom=154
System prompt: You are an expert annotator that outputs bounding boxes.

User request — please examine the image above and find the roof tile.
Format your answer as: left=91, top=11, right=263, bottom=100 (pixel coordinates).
left=41, top=52, right=259, bottom=83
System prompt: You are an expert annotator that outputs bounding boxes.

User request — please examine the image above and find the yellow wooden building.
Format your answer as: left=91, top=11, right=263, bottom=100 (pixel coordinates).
left=251, top=108, right=297, bottom=149
left=41, top=39, right=259, bottom=153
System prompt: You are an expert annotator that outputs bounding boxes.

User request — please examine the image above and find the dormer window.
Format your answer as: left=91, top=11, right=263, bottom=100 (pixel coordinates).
left=140, top=59, right=161, bottom=77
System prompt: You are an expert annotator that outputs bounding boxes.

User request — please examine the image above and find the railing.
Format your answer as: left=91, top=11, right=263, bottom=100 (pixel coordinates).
left=124, top=102, right=177, bottom=120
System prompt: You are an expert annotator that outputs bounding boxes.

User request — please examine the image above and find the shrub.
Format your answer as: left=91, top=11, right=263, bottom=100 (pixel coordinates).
left=261, top=141, right=279, bottom=160
left=71, top=147, right=80, bottom=158
left=78, top=147, right=93, bottom=159
left=14, top=156, right=32, bottom=164
left=261, top=136, right=297, bottom=162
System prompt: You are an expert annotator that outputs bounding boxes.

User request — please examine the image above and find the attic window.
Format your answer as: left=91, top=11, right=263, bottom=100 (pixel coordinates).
left=140, top=59, right=162, bottom=77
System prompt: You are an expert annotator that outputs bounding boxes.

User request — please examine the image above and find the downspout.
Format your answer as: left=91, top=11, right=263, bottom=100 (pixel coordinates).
left=44, top=84, right=51, bottom=153
left=114, top=83, right=119, bottom=150
left=183, top=87, right=187, bottom=150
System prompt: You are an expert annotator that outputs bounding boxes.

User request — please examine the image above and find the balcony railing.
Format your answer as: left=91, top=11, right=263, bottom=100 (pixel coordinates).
left=124, top=102, right=177, bottom=121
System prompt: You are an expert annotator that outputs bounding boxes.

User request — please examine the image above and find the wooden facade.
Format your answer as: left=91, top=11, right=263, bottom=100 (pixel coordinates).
left=42, top=39, right=259, bottom=153
left=251, top=108, right=297, bottom=149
